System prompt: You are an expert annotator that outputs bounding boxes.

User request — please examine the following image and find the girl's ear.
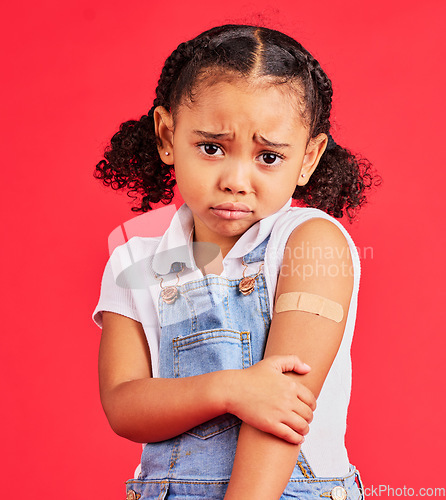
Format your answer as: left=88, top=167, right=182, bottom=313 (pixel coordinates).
left=297, top=133, right=328, bottom=186
left=153, top=106, right=175, bottom=165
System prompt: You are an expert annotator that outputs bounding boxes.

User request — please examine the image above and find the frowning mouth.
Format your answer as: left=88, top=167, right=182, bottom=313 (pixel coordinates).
left=211, top=203, right=253, bottom=220
left=212, top=202, right=252, bottom=212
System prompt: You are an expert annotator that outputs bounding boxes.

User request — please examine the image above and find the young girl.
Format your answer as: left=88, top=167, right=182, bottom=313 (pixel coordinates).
left=92, top=24, right=377, bottom=500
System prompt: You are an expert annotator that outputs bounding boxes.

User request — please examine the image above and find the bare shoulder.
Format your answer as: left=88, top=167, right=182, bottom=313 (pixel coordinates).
left=286, top=217, right=351, bottom=252
left=279, top=217, right=353, bottom=291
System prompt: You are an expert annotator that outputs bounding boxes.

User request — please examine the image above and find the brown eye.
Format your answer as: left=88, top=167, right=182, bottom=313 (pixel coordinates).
left=263, top=153, right=277, bottom=164
left=258, top=152, right=283, bottom=166
left=198, top=144, right=223, bottom=156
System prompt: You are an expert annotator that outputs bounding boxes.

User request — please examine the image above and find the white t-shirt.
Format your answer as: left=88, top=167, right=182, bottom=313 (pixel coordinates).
left=92, top=196, right=361, bottom=477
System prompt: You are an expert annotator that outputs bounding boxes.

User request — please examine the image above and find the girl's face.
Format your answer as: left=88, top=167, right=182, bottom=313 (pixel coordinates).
left=155, top=78, right=327, bottom=257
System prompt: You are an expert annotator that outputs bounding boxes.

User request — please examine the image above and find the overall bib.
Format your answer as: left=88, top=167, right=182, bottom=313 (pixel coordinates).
left=126, top=235, right=364, bottom=500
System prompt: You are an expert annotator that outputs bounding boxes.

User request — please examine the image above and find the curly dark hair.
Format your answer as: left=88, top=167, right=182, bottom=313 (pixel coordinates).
left=94, top=24, right=381, bottom=222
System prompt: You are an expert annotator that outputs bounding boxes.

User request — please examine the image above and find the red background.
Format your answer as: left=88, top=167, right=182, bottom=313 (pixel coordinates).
left=1, top=0, right=445, bottom=498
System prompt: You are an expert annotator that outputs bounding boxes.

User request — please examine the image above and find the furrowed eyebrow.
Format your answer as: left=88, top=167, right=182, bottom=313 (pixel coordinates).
left=255, top=134, right=291, bottom=149
left=193, top=130, right=233, bottom=140
left=192, top=130, right=291, bottom=148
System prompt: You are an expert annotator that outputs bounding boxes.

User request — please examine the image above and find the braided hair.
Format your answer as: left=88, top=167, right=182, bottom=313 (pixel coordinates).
left=94, top=24, right=380, bottom=221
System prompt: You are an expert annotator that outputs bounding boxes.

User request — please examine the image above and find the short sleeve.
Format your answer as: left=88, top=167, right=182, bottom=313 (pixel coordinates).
left=91, top=254, right=140, bottom=329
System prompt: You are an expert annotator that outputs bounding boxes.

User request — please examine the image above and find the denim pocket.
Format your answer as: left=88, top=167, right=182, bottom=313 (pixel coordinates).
left=172, top=328, right=252, bottom=377
left=186, top=413, right=241, bottom=439
left=172, top=328, right=251, bottom=439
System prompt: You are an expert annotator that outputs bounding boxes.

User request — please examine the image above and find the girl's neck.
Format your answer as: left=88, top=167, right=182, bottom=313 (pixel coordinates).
left=192, top=224, right=240, bottom=261
left=192, top=226, right=228, bottom=276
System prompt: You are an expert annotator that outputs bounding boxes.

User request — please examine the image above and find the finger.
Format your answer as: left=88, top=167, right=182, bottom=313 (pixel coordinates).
left=272, top=422, right=306, bottom=445
left=293, top=399, right=314, bottom=424
left=294, top=384, right=317, bottom=411
left=271, top=355, right=311, bottom=375
left=283, top=412, right=310, bottom=437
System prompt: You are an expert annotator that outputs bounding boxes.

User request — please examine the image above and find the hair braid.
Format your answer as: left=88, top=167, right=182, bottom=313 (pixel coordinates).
left=146, top=41, right=197, bottom=152
left=153, top=40, right=196, bottom=110
left=151, top=36, right=211, bottom=114
left=275, top=41, right=333, bottom=138
left=307, top=58, right=333, bottom=136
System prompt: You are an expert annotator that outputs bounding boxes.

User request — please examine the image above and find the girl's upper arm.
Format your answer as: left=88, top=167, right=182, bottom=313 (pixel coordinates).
left=265, top=217, right=354, bottom=399
left=98, top=311, right=152, bottom=406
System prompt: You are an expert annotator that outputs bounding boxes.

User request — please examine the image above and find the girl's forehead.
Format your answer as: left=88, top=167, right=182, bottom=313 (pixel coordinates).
left=175, top=78, right=307, bottom=137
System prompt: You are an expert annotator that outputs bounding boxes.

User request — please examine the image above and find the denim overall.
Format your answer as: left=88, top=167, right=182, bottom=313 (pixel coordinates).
left=126, top=235, right=364, bottom=500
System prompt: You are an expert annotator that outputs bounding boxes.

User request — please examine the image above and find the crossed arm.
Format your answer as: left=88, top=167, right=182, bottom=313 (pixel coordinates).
left=98, top=217, right=353, bottom=498
left=224, top=218, right=354, bottom=499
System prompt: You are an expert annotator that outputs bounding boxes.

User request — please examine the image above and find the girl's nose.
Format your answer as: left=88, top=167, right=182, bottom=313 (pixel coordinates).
left=218, top=161, right=252, bottom=195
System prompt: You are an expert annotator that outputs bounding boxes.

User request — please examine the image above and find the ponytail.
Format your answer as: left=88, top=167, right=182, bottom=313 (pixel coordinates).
left=94, top=113, right=176, bottom=212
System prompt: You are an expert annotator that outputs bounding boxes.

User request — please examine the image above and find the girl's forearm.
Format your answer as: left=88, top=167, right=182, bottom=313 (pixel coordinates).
left=102, top=370, right=234, bottom=443
left=224, top=422, right=302, bottom=500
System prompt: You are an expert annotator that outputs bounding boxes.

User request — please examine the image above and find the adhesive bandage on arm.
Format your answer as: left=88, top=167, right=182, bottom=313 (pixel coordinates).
left=275, top=292, right=344, bottom=323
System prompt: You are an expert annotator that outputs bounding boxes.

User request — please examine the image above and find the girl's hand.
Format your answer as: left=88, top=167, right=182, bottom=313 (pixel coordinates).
left=226, top=355, right=316, bottom=444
